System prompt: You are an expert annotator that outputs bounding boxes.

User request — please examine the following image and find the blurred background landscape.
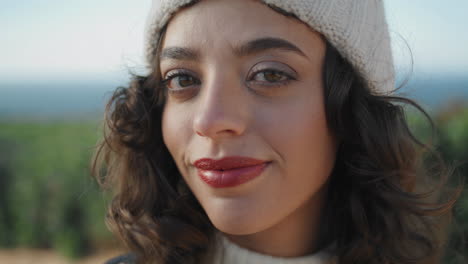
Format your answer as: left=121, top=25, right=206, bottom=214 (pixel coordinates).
left=1, top=0, right=467, bottom=263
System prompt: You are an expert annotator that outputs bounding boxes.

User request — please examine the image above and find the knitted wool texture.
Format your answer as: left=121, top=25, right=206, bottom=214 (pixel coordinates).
left=200, top=232, right=337, bottom=264
left=145, top=0, right=395, bottom=94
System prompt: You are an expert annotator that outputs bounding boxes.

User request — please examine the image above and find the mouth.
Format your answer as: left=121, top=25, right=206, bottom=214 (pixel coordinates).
left=194, top=156, right=269, bottom=170
left=193, top=156, right=271, bottom=188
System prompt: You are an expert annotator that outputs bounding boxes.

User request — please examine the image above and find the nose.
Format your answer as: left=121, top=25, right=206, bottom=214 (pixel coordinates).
left=193, top=75, right=249, bottom=139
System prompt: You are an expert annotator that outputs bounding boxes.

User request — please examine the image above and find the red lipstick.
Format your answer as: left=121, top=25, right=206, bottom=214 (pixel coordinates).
left=194, top=156, right=269, bottom=188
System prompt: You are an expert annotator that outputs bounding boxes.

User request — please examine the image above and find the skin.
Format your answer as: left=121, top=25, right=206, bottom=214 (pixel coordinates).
left=160, top=0, right=338, bottom=258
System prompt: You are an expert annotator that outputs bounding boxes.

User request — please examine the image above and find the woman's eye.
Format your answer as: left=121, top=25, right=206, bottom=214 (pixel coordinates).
left=163, top=73, right=200, bottom=90
left=253, top=70, right=289, bottom=83
left=247, top=63, right=297, bottom=89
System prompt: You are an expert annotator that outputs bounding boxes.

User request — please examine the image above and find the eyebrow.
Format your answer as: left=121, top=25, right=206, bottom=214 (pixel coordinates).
left=160, top=47, right=200, bottom=61
left=159, top=37, right=307, bottom=61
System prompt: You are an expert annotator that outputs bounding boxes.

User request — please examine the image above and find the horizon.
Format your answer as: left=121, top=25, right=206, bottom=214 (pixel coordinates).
left=1, top=74, right=467, bottom=119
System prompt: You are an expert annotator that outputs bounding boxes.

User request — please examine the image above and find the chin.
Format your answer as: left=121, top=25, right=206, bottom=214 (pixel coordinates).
left=212, top=219, right=261, bottom=236
left=205, top=207, right=268, bottom=236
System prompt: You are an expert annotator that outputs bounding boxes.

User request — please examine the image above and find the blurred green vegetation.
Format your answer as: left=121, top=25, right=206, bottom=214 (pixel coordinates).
left=0, top=102, right=467, bottom=261
left=0, top=120, right=114, bottom=258
left=406, top=101, right=468, bottom=263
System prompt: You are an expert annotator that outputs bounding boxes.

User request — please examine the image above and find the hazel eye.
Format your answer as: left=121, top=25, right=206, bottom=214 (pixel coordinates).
left=162, top=71, right=201, bottom=90
left=253, top=70, right=289, bottom=83
left=247, top=62, right=297, bottom=90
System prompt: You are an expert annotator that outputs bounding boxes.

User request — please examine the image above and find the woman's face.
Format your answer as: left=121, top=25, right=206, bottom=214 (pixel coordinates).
left=161, top=0, right=338, bottom=238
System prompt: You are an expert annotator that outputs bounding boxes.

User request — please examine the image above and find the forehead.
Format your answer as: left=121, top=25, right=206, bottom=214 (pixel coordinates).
left=161, top=0, right=323, bottom=55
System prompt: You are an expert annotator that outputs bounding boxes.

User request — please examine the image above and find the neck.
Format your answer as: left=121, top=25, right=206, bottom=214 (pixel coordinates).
left=224, top=186, right=328, bottom=257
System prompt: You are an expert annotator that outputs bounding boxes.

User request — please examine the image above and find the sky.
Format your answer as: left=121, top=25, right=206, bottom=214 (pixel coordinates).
left=1, top=0, right=467, bottom=83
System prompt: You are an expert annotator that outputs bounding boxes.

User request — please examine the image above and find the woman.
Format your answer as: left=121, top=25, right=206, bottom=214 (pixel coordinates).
left=95, top=0, right=458, bottom=263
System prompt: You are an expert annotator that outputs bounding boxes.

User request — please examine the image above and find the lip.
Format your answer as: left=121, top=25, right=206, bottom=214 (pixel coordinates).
left=194, top=156, right=270, bottom=188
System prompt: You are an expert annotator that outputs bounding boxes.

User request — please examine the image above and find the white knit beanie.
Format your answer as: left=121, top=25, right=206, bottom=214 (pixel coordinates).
left=145, top=0, right=395, bottom=94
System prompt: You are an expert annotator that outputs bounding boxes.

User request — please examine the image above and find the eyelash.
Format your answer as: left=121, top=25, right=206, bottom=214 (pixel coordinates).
left=160, top=68, right=296, bottom=92
left=248, top=68, right=296, bottom=87
left=161, top=71, right=187, bottom=85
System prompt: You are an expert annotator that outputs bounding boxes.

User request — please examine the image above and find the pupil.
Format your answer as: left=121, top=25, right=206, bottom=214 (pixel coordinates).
left=179, top=76, right=193, bottom=87
left=265, top=71, right=281, bottom=82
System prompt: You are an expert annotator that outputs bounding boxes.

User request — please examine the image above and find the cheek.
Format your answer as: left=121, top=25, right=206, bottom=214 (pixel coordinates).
left=262, top=93, right=337, bottom=190
left=162, top=104, right=192, bottom=168
left=288, top=108, right=336, bottom=181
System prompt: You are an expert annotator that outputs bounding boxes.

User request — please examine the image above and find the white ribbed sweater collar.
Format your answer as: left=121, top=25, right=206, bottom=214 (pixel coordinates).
left=204, top=232, right=336, bottom=264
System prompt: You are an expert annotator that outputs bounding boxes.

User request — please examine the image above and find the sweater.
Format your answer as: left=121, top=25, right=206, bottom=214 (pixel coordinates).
left=202, top=232, right=337, bottom=264
left=105, top=232, right=336, bottom=264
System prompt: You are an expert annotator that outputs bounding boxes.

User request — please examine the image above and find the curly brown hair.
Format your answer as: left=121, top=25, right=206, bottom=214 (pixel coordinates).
left=92, top=21, right=460, bottom=264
